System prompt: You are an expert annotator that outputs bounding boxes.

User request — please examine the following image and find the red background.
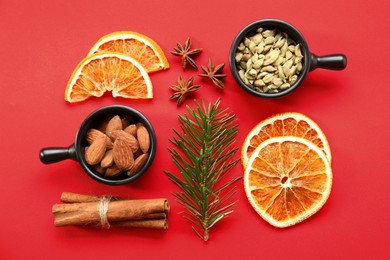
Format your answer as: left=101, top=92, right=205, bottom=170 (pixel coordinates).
left=1, top=0, right=389, bottom=259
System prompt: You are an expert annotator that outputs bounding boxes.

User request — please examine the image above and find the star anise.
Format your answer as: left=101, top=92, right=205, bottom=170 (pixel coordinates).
left=198, top=58, right=226, bottom=89
left=171, top=37, right=202, bottom=69
left=170, top=76, right=201, bottom=106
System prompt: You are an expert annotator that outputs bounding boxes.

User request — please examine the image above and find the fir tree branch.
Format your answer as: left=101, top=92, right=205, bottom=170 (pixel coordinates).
left=164, top=99, right=241, bottom=241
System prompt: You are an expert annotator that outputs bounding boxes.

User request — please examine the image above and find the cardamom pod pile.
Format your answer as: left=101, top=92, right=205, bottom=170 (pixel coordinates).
left=235, top=27, right=304, bottom=94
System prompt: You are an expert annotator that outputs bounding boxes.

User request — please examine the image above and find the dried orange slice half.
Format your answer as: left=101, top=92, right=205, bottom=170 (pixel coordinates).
left=64, top=52, right=153, bottom=103
left=88, top=31, right=169, bottom=73
left=244, top=136, right=332, bottom=228
left=241, top=112, right=331, bottom=168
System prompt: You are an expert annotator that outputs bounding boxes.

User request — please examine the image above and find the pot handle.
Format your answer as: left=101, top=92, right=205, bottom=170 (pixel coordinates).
left=310, top=53, right=347, bottom=71
left=39, top=144, right=77, bottom=164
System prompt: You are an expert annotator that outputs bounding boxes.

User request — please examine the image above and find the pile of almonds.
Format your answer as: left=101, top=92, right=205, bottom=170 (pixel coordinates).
left=84, top=115, right=150, bottom=178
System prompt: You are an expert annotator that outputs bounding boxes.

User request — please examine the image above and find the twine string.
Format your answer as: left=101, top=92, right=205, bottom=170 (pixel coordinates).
left=99, top=196, right=112, bottom=229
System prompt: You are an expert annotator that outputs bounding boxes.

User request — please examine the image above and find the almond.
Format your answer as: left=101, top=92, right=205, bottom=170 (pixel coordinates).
left=100, top=150, right=114, bottom=168
left=108, top=130, right=122, bottom=141
left=124, top=124, right=137, bottom=137
left=137, top=123, right=150, bottom=153
left=109, top=130, right=139, bottom=153
left=127, top=153, right=149, bottom=176
left=93, top=164, right=106, bottom=175
left=105, top=115, right=123, bottom=137
left=86, top=128, right=113, bottom=148
left=113, top=135, right=134, bottom=170
left=105, top=164, right=122, bottom=177
left=85, top=136, right=107, bottom=165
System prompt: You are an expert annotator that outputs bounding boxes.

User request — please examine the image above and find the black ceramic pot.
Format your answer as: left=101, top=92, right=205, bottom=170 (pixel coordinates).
left=40, top=105, right=156, bottom=185
left=229, top=18, right=347, bottom=98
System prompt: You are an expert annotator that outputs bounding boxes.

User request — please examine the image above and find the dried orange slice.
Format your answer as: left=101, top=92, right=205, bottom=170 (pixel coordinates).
left=244, top=136, right=332, bottom=228
left=241, top=112, right=331, bottom=168
left=64, top=52, right=152, bottom=103
left=88, top=31, right=169, bottom=73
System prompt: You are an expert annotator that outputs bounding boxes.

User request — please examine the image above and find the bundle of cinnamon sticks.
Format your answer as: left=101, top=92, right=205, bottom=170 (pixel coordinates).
left=52, top=192, right=169, bottom=229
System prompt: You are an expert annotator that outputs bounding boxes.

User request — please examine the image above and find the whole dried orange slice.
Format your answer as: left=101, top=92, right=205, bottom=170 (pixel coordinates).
left=64, top=52, right=153, bottom=103
left=88, top=31, right=169, bottom=73
left=244, top=136, right=332, bottom=228
left=241, top=112, right=331, bottom=168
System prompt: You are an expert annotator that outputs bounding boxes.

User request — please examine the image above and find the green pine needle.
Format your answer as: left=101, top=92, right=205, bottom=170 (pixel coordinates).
left=164, top=99, right=241, bottom=241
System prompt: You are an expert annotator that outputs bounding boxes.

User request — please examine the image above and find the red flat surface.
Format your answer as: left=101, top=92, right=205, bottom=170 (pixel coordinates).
left=1, top=1, right=389, bottom=259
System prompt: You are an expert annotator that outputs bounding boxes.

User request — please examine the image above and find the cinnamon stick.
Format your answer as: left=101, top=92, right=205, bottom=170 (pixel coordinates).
left=58, top=192, right=170, bottom=214
left=60, top=192, right=111, bottom=203
left=111, top=219, right=168, bottom=229
left=52, top=192, right=170, bottom=230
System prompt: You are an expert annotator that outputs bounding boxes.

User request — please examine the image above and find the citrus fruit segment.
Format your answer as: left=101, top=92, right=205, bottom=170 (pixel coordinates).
left=241, top=112, right=331, bottom=168
left=244, top=136, right=332, bottom=228
left=64, top=52, right=153, bottom=103
left=88, top=31, right=169, bottom=73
